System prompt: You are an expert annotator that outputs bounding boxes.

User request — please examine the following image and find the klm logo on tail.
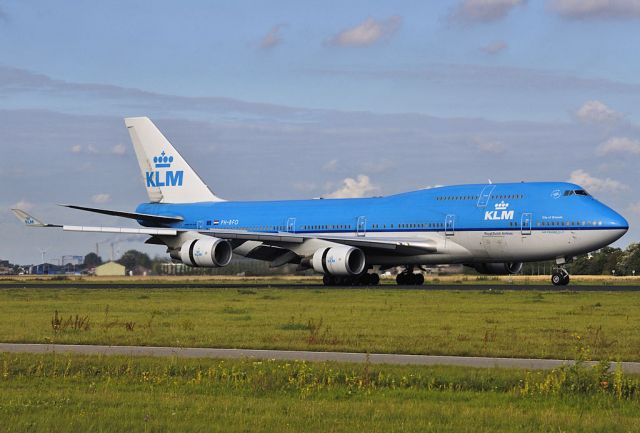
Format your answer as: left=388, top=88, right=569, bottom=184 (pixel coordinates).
left=145, top=151, right=184, bottom=187
left=485, top=201, right=514, bottom=221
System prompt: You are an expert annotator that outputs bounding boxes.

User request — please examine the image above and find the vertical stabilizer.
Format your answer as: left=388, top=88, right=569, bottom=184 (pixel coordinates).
left=125, top=117, right=223, bottom=203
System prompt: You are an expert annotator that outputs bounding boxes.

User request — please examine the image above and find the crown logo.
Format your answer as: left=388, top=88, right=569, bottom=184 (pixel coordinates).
left=153, top=151, right=174, bottom=168
left=495, top=201, right=509, bottom=210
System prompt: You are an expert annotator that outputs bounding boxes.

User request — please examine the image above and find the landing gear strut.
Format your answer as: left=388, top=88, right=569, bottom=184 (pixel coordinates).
left=551, top=268, right=570, bottom=286
left=396, top=267, right=425, bottom=286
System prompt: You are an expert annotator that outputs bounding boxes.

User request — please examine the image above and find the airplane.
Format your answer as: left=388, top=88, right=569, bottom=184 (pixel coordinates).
left=13, top=117, right=629, bottom=286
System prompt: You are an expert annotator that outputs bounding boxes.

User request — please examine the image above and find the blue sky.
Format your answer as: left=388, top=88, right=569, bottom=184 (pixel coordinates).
left=1, top=0, right=640, bottom=264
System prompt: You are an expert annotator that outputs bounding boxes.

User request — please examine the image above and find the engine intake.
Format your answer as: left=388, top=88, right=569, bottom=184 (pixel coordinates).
left=312, top=246, right=365, bottom=276
left=179, top=237, right=232, bottom=267
left=472, top=262, right=523, bottom=275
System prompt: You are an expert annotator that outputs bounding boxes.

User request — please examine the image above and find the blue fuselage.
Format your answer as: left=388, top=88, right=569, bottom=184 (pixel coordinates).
left=135, top=181, right=627, bottom=265
left=137, top=182, right=627, bottom=236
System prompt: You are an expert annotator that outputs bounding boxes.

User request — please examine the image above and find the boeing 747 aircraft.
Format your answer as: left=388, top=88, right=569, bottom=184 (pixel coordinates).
left=13, top=117, right=629, bottom=286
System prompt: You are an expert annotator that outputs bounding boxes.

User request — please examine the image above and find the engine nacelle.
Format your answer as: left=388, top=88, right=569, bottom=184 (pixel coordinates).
left=312, top=246, right=366, bottom=276
left=178, top=237, right=233, bottom=267
left=472, top=262, right=523, bottom=275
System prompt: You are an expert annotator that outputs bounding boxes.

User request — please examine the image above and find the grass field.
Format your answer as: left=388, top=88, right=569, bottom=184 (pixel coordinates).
left=1, top=352, right=639, bottom=433
left=2, top=286, right=640, bottom=360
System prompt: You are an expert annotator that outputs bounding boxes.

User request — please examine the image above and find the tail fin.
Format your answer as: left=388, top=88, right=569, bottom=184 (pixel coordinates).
left=125, top=117, right=223, bottom=203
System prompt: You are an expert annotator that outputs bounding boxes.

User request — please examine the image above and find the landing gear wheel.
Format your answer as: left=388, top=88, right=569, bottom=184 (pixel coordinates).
left=414, top=273, right=424, bottom=286
left=323, top=275, right=336, bottom=286
left=396, top=272, right=424, bottom=286
left=551, top=269, right=570, bottom=286
left=369, top=273, right=380, bottom=286
left=396, top=273, right=406, bottom=285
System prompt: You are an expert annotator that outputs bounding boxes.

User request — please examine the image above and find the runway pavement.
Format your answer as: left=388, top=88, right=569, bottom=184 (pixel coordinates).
left=1, top=282, right=640, bottom=290
left=2, top=343, right=639, bottom=373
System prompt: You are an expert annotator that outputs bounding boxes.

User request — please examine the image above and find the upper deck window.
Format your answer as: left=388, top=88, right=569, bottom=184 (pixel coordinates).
left=564, top=189, right=591, bottom=197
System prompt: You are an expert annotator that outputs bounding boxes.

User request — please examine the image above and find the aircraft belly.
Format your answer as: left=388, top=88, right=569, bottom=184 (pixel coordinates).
left=230, top=229, right=625, bottom=266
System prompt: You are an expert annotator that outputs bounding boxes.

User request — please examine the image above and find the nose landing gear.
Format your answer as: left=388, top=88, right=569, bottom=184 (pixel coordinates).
left=551, top=268, right=570, bottom=286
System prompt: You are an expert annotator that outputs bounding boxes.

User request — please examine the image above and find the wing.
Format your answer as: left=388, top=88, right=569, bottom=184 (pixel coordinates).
left=60, top=204, right=183, bottom=224
left=12, top=210, right=436, bottom=259
left=198, top=228, right=436, bottom=255
left=12, top=209, right=177, bottom=236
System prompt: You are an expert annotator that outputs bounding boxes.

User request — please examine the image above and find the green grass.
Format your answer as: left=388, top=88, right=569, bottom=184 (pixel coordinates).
left=1, top=353, right=640, bottom=433
left=2, top=287, right=640, bottom=360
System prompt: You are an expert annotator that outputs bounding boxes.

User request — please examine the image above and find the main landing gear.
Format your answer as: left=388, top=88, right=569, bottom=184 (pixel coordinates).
left=396, top=267, right=425, bottom=286
left=323, top=272, right=380, bottom=286
left=551, top=268, right=570, bottom=286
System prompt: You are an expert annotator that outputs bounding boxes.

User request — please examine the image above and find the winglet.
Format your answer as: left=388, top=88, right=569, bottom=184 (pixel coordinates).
left=11, top=209, right=53, bottom=227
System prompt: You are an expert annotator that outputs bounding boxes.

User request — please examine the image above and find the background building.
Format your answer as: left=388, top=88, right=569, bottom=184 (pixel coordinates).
left=94, top=261, right=125, bottom=277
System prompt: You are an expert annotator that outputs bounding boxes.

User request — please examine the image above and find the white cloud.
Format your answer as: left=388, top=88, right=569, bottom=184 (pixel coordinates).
left=329, top=16, right=401, bottom=47
left=628, top=202, right=640, bottom=216
left=292, top=181, right=318, bottom=193
left=322, top=159, right=338, bottom=172
left=597, top=137, right=640, bottom=155
left=549, top=0, right=640, bottom=19
left=452, top=0, right=526, bottom=23
left=259, top=24, right=285, bottom=49
left=111, top=144, right=126, bottom=156
left=568, top=169, right=628, bottom=193
left=70, top=143, right=126, bottom=156
left=481, top=41, right=508, bottom=54
left=91, top=193, right=111, bottom=204
left=11, top=199, right=34, bottom=211
left=324, top=175, right=379, bottom=198
left=576, top=100, right=620, bottom=123
left=361, top=159, right=395, bottom=174
left=474, top=137, right=505, bottom=153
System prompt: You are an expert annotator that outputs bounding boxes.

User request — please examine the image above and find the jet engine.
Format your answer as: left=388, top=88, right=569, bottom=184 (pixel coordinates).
left=471, top=262, right=523, bottom=275
left=312, top=246, right=366, bottom=276
left=177, top=237, right=233, bottom=267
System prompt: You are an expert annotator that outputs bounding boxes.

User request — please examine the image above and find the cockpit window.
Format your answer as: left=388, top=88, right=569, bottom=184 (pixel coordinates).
left=563, top=189, right=591, bottom=197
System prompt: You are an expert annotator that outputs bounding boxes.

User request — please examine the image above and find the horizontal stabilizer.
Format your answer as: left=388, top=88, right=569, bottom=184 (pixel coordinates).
left=60, top=204, right=183, bottom=224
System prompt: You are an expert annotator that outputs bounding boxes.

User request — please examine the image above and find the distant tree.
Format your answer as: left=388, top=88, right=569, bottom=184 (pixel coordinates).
left=618, top=243, right=640, bottom=276
left=83, top=252, right=102, bottom=268
left=117, top=250, right=152, bottom=271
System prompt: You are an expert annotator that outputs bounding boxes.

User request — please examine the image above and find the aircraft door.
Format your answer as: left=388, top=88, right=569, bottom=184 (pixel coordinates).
left=445, top=214, right=455, bottom=236
left=286, top=217, right=296, bottom=233
left=356, top=216, right=367, bottom=237
left=477, top=185, right=496, bottom=208
left=521, top=213, right=532, bottom=235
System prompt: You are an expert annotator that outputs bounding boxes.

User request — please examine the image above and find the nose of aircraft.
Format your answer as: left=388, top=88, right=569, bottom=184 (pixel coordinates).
left=603, top=206, right=629, bottom=243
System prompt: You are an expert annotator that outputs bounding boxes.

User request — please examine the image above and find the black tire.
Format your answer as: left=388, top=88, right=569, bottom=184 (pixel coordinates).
left=323, top=275, right=335, bottom=286
left=396, top=273, right=405, bottom=285
left=370, top=273, right=380, bottom=286
left=414, top=273, right=424, bottom=286
left=356, top=274, right=369, bottom=286
left=561, top=273, right=570, bottom=286
left=551, top=272, right=562, bottom=286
